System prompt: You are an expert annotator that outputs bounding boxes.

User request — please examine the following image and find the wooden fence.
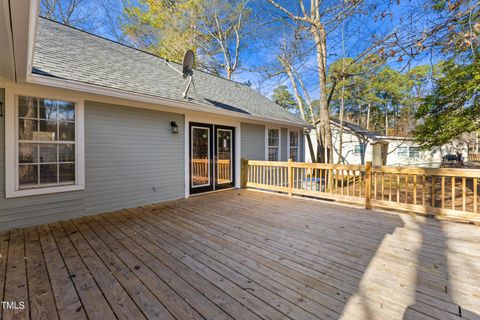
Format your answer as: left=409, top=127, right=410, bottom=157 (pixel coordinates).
left=241, top=159, right=480, bottom=221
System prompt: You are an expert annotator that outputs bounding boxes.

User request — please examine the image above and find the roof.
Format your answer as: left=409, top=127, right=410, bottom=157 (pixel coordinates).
left=330, top=119, right=383, bottom=141
left=32, top=18, right=307, bottom=127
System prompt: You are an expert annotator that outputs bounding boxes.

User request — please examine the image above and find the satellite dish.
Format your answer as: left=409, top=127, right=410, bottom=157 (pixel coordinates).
left=182, top=50, right=196, bottom=99
left=182, top=50, right=195, bottom=79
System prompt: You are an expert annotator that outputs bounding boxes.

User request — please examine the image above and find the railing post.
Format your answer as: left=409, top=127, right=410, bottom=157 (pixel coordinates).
left=365, top=161, right=372, bottom=210
left=288, top=159, right=293, bottom=197
left=241, top=158, right=248, bottom=188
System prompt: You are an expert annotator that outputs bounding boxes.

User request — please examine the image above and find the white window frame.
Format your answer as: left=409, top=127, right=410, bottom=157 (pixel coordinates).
left=397, top=146, right=408, bottom=157
left=409, top=146, right=420, bottom=158
left=265, top=127, right=281, bottom=161
left=5, top=89, right=85, bottom=198
left=287, top=129, right=300, bottom=162
left=354, top=144, right=366, bottom=155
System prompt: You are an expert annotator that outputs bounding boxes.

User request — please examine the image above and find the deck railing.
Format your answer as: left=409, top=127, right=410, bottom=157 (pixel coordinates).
left=470, top=153, right=480, bottom=162
left=241, top=159, right=480, bottom=221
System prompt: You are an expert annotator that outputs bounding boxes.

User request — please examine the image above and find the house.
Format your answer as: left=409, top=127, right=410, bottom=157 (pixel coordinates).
left=0, top=3, right=307, bottom=231
left=305, top=120, right=468, bottom=167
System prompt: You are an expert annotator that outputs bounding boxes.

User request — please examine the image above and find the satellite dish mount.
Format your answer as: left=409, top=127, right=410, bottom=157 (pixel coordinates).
left=182, top=50, right=195, bottom=99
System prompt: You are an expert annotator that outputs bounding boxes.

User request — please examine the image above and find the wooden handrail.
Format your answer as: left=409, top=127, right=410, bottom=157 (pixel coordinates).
left=242, top=159, right=480, bottom=222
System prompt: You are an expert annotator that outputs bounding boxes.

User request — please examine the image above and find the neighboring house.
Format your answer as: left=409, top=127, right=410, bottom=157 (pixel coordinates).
left=0, top=4, right=306, bottom=231
left=305, top=120, right=468, bottom=167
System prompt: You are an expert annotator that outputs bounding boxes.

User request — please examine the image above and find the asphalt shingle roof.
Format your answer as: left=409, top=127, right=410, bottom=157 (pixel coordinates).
left=33, top=18, right=307, bottom=127
left=330, top=119, right=383, bottom=141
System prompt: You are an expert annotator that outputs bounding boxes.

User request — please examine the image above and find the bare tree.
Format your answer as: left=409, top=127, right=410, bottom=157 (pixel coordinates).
left=40, top=0, right=92, bottom=26
left=202, top=0, right=252, bottom=80
left=266, top=0, right=365, bottom=163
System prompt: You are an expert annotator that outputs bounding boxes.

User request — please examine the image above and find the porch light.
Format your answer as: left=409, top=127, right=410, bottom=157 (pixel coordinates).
left=170, top=121, right=178, bottom=134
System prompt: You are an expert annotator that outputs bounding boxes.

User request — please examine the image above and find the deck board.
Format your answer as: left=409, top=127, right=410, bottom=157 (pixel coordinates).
left=1, top=189, right=480, bottom=320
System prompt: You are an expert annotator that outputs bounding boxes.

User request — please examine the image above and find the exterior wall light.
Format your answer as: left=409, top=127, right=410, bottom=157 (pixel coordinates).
left=170, top=121, right=178, bottom=134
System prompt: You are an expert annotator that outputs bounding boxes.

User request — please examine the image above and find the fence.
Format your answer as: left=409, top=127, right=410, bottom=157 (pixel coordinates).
left=241, top=159, right=480, bottom=221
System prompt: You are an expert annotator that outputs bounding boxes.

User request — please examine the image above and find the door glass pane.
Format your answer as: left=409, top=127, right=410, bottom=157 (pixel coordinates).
left=192, top=127, right=210, bottom=187
left=217, top=129, right=232, bottom=184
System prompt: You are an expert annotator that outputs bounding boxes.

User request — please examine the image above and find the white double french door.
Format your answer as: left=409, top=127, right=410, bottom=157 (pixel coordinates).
left=190, top=123, right=235, bottom=194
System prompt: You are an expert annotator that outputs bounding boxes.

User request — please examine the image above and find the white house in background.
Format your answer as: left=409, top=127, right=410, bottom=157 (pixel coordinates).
left=305, top=120, right=468, bottom=167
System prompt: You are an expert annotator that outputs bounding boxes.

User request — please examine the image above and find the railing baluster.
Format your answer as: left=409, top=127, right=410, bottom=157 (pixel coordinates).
left=422, top=175, right=426, bottom=206
left=441, top=176, right=445, bottom=208
left=381, top=172, right=385, bottom=201
left=329, top=169, right=333, bottom=194
left=413, top=174, right=417, bottom=205
left=389, top=173, right=392, bottom=202
left=405, top=174, right=408, bottom=204
left=431, top=176, right=435, bottom=207
left=452, top=176, right=456, bottom=210
left=358, top=171, right=363, bottom=198
left=462, top=177, right=467, bottom=212
left=352, top=170, right=357, bottom=197
left=474, top=177, right=478, bottom=213
left=396, top=174, right=400, bottom=203
left=347, top=170, right=350, bottom=196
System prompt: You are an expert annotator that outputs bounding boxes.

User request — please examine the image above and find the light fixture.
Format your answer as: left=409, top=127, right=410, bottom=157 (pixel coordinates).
left=0, top=101, right=3, bottom=117
left=170, top=121, right=178, bottom=134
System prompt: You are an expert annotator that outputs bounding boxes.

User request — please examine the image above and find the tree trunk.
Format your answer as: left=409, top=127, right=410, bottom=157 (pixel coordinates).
left=281, top=60, right=318, bottom=161
left=385, top=108, right=389, bottom=136
left=338, top=79, right=345, bottom=164
left=311, top=27, right=333, bottom=163
left=366, top=102, right=371, bottom=130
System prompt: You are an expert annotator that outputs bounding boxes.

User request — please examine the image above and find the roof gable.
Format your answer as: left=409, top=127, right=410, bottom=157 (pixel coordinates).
left=32, top=18, right=307, bottom=127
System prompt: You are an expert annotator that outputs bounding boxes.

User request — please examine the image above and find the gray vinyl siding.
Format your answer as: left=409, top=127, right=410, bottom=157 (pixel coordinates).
left=84, top=102, right=184, bottom=214
left=0, top=97, right=184, bottom=231
left=241, top=122, right=265, bottom=160
left=281, top=128, right=288, bottom=161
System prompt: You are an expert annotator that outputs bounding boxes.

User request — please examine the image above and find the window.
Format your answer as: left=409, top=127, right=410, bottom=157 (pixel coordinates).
left=268, top=129, right=280, bottom=161
left=17, top=96, right=76, bottom=189
left=289, top=131, right=299, bottom=161
left=398, top=146, right=408, bottom=157
left=409, top=147, right=420, bottom=158
left=354, top=144, right=365, bottom=155
left=5, top=93, right=84, bottom=198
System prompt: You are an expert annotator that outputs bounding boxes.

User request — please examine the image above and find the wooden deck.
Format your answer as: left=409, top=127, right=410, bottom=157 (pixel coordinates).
left=1, top=190, right=480, bottom=320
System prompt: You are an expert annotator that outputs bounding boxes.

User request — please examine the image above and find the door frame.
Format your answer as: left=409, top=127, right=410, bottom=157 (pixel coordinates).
left=185, top=114, right=242, bottom=198
left=189, top=122, right=214, bottom=194
left=188, top=122, right=236, bottom=195
left=214, top=125, right=235, bottom=190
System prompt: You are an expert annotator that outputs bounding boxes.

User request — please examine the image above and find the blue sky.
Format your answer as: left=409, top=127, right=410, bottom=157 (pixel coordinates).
left=45, top=0, right=442, bottom=100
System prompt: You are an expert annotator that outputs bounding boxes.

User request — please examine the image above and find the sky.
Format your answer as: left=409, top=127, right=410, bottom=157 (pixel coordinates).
left=40, top=0, right=444, bottom=100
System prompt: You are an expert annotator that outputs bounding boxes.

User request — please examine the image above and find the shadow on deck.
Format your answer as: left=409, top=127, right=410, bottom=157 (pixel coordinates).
left=1, top=190, right=479, bottom=320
